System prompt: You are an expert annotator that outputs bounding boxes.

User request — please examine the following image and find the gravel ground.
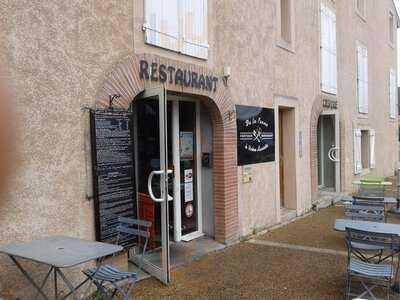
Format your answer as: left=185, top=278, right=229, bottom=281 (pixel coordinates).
left=133, top=242, right=347, bottom=299
left=132, top=180, right=400, bottom=299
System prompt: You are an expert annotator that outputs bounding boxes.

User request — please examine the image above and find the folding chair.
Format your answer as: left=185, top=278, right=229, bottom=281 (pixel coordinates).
left=345, top=228, right=399, bottom=300
left=358, top=179, right=385, bottom=198
left=353, top=195, right=387, bottom=222
left=344, top=203, right=385, bottom=222
left=344, top=203, right=386, bottom=263
left=83, top=217, right=151, bottom=300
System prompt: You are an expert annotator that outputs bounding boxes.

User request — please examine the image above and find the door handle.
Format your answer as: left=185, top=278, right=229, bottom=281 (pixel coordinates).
left=147, top=170, right=173, bottom=202
left=328, top=147, right=340, bottom=162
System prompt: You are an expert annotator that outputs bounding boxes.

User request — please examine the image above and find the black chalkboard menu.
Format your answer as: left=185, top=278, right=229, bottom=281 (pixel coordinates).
left=90, top=110, right=136, bottom=246
left=236, top=105, right=275, bottom=166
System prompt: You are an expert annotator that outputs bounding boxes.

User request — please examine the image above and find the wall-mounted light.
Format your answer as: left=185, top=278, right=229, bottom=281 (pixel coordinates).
left=223, top=66, right=231, bottom=86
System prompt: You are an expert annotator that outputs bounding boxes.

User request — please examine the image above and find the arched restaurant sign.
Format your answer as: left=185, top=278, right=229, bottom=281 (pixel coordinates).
left=236, top=105, right=275, bottom=166
left=139, top=59, right=218, bottom=92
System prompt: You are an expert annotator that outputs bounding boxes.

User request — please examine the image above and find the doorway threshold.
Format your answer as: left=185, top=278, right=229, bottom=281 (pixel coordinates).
left=280, top=207, right=296, bottom=223
left=128, top=236, right=226, bottom=281
left=181, top=231, right=204, bottom=242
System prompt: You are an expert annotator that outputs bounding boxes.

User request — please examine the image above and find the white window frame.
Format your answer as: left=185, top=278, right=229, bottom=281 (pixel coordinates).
left=357, top=43, right=368, bottom=114
left=355, top=0, right=366, bottom=21
left=143, top=0, right=209, bottom=60
left=389, top=10, right=395, bottom=48
left=276, top=0, right=295, bottom=52
left=354, top=128, right=375, bottom=175
left=389, top=68, right=397, bottom=119
left=320, top=3, right=337, bottom=95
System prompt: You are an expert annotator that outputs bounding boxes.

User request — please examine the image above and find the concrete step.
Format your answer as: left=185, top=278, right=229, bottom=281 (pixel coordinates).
left=280, top=208, right=297, bottom=223
left=314, top=191, right=347, bottom=209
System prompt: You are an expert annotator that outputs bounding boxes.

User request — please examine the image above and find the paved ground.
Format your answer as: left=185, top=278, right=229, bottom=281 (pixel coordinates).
left=133, top=183, right=400, bottom=299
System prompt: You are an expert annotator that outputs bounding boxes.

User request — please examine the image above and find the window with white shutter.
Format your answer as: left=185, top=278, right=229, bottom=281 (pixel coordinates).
left=357, top=44, right=368, bottom=114
left=369, top=129, right=375, bottom=169
left=144, top=0, right=179, bottom=52
left=320, top=3, right=337, bottom=95
left=354, top=129, right=362, bottom=174
left=181, top=0, right=208, bottom=59
left=389, top=69, right=397, bottom=119
left=143, top=0, right=208, bottom=60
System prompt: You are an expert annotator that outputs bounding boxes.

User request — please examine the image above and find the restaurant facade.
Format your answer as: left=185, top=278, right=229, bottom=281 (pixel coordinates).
left=0, top=0, right=399, bottom=295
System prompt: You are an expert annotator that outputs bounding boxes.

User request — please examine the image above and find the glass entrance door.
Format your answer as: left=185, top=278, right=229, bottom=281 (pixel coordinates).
left=132, top=87, right=171, bottom=284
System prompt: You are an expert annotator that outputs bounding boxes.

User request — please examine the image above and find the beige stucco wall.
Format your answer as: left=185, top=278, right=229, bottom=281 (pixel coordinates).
left=336, top=0, right=399, bottom=193
left=0, top=0, right=398, bottom=297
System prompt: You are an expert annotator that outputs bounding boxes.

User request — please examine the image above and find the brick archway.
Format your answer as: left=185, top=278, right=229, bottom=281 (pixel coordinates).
left=95, top=54, right=239, bottom=245
left=310, top=96, right=323, bottom=202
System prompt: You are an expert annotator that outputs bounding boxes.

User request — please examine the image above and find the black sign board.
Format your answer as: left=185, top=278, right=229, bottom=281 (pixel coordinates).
left=236, top=105, right=275, bottom=165
left=90, top=110, right=136, bottom=246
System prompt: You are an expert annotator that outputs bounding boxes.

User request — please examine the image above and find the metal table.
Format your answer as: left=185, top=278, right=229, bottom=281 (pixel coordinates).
left=352, top=180, right=393, bottom=186
left=334, top=218, right=400, bottom=234
left=0, top=236, right=122, bottom=300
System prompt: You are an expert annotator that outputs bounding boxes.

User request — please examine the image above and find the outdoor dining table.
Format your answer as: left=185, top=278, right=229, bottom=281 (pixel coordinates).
left=0, top=235, right=123, bottom=300
left=334, top=218, right=400, bottom=234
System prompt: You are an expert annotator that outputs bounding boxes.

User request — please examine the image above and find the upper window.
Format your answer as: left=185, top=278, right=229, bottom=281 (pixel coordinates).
left=280, top=0, right=292, bottom=43
left=143, top=0, right=208, bottom=60
left=355, top=0, right=366, bottom=20
left=389, top=11, right=395, bottom=46
left=357, top=43, right=368, bottom=114
left=354, top=128, right=375, bottom=174
left=277, top=0, right=294, bottom=51
left=320, top=3, right=337, bottom=95
left=389, top=68, right=397, bottom=119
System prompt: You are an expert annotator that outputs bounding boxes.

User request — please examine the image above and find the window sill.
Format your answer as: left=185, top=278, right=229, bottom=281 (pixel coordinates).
left=357, top=113, right=368, bottom=119
left=360, top=168, right=371, bottom=176
left=277, top=39, right=295, bottom=54
left=356, top=10, right=367, bottom=22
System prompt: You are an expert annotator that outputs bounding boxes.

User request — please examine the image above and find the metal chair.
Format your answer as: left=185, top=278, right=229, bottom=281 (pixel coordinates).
left=358, top=179, right=385, bottom=198
left=345, top=228, right=399, bottom=300
left=344, top=203, right=385, bottom=222
left=353, top=195, right=387, bottom=222
left=344, top=202, right=387, bottom=263
left=83, top=217, right=151, bottom=300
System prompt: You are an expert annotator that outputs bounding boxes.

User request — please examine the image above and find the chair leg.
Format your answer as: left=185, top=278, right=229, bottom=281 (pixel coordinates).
left=346, top=272, right=351, bottom=300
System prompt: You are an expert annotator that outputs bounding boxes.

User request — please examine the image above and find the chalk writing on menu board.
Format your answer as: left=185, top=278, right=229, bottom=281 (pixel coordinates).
left=236, top=105, right=275, bottom=166
left=90, top=110, right=136, bottom=247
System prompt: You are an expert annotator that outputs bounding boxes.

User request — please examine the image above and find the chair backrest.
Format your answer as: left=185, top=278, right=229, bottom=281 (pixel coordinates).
left=346, top=227, right=398, bottom=258
left=116, top=217, right=152, bottom=248
left=353, top=195, right=384, bottom=207
left=358, top=182, right=385, bottom=197
left=344, top=203, right=385, bottom=222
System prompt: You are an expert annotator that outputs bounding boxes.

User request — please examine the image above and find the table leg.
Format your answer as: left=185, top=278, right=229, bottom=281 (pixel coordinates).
left=56, top=268, right=80, bottom=300
left=9, top=255, right=50, bottom=300
left=33, top=267, right=53, bottom=300
left=54, top=268, right=58, bottom=300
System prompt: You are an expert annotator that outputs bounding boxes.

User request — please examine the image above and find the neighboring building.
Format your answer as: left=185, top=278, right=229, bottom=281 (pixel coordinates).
left=0, top=0, right=398, bottom=296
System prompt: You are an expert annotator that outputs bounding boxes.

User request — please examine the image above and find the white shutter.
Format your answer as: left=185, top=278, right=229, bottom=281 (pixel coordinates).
left=369, top=129, right=376, bottom=169
left=321, top=4, right=329, bottom=92
left=144, top=0, right=179, bottom=52
left=320, top=4, right=337, bottom=94
left=331, top=11, right=337, bottom=94
left=357, top=46, right=363, bottom=112
left=181, top=0, right=208, bottom=59
left=389, top=69, right=397, bottom=119
left=357, top=45, right=368, bottom=113
left=354, top=129, right=362, bottom=174
left=363, top=48, right=368, bottom=113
